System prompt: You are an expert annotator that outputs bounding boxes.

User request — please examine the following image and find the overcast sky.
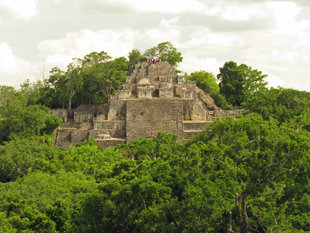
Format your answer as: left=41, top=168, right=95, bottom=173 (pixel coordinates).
left=0, top=0, right=310, bottom=91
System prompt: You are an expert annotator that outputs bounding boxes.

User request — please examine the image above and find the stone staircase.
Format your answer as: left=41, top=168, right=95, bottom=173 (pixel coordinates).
left=182, top=120, right=211, bottom=138
left=94, top=133, right=126, bottom=147
left=95, top=133, right=111, bottom=140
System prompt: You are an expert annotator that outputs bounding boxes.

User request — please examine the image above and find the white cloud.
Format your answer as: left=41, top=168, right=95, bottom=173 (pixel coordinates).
left=38, top=29, right=138, bottom=67
left=0, top=43, right=41, bottom=87
left=179, top=56, right=222, bottom=75
left=268, top=1, right=301, bottom=30
left=0, top=43, right=20, bottom=73
left=183, top=32, right=241, bottom=48
left=0, top=0, right=36, bottom=19
left=145, top=18, right=181, bottom=45
left=263, top=70, right=284, bottom=88
left=220, top=4, right=264, bottom=21
left=1, top=0, right=310, bottom=92
left=113, top=0, right=206, bottom=14
left=53, top=0, right=65, bottom=3
left=45, top=54, right=72, bottom=66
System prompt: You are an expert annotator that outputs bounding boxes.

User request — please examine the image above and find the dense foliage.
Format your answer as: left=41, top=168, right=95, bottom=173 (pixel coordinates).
left=0, top=86, right=61, bottom=142
left=143, top=41, right=183, bottom=67
left=0, top=47, right=309, bottom=232
left=217, top=61, right=267, bottom=107
left=185, top=71, right=232, bottom=109
left=19, top=42, right=183, bottom=109
left=36, top=52, right=129, bottom=109
left=245, top=87, right=310, bottom=124
left=0, top=116, right=309, bottom=232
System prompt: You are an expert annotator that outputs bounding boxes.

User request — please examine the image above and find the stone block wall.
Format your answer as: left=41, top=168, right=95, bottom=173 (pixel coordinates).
left=74, top=112, right=94, bottom=123
left=182, top=99, right=193, bottom=120
left=107, top=99, right=126, bottom=120
left=126, top=99, right=184, bottom=142
left=50, top=109, right=68, bottom=123
left=183, top=121, right=208, bottom=131
left=93, top=120, right=126, bottom=138
left=55, top=128, right=75, bottom=148
left=70, top=130, right=89, bottom=144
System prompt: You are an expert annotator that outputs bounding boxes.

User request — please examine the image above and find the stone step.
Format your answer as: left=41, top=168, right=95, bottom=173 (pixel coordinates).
left=183, top=129, right=203, bottom=132
left=96, top=134, right=111, bottom=139
left=59, top=127, right=78, bottom=130
left=61, top=122, right=80, bottom=128
left=183, top=121, right=211, bottom=131
left=96, top=138, right=126, bottom=142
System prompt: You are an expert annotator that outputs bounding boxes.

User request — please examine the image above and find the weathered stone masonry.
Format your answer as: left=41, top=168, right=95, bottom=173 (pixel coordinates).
left=51, top=61, right=242, bottom=148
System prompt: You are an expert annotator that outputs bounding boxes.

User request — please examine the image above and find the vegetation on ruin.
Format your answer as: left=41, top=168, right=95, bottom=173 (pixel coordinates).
left=185, top=70, right=232, bottom=109
left=0, top=42, right=309, bottom=232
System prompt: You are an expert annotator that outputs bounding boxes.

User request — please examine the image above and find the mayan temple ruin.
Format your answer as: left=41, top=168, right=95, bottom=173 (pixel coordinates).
left=51, top=61, right=242, bottom=148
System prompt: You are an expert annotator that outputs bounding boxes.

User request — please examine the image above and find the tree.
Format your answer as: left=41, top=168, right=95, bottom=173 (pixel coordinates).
left=102, top=57, right=128, bottom=100
left=0, top=104, right=61, bottom=143
left=0, top=85, right=26, bottom=108
left=128, top=49, right=146, bottom=67
left=65, top=62, right=83, bottom=109
left=0, top=171, right=98, bottom=232
left=0, top=85, right=61, bottom=142
left=36, top=65, right=83, bottom=109
left=0, top=211, right=15, bottom=233
left=44, top=67, right=69, bottom=108
left=217, top=61, right=267, bottom=107
left=19, top=51, right=129, bottom=108
left=79, top=56, right=128, bottom=103
left=19, top=69, right=69, bottom=109
left=77, top=51, right=111, bottom=67
left=144, top=42, right=183, bottom=67
left=186, top=71, right=232, bottom=109
left=186, top=71, right=219, bottom=93
left=20, top=79, right=45, bottom=106
left=190, top=114, right=310, bottom=232
left=244, top=87, right=310, bottom=124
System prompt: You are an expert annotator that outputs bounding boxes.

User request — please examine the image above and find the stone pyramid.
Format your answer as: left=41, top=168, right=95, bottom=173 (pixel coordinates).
left=52, top=61, right=241, bottom=148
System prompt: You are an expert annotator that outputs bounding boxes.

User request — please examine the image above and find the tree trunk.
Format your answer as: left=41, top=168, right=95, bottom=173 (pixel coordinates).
left=236, top=192, right=249, bottom=233
left=227, top=210, right=234, bottom=233
left=68, top=94, right=73, bottom=110
left=241, top=194, right=249, bottom=233
left=68, top=98, right=71, bottom=110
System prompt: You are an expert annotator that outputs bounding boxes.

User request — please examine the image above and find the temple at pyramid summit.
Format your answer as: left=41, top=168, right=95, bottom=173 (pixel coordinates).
left=51, top=61, right=242, bottom=148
